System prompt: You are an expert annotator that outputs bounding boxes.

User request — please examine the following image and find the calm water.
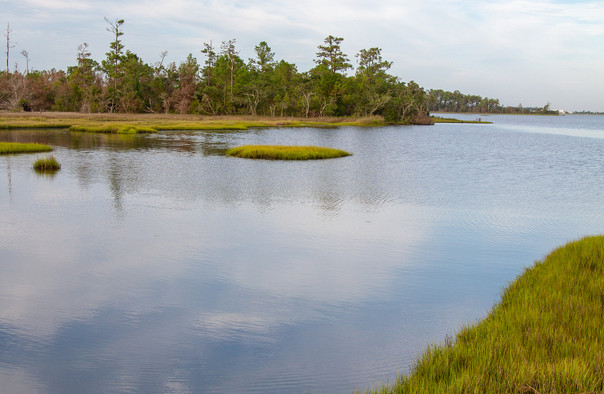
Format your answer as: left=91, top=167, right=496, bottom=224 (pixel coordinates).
left=1, top=115, right=604, bottom=393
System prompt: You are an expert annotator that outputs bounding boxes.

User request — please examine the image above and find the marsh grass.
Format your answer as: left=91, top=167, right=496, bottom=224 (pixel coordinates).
left=0, top=115, right=71, bottom=129
left=33, top=155, right=61, bottom=172
left=377, top=236, right=604, bottom=393
left=226, top=145, right=352, bottom=160
left=69, top=124, right=158, bottom=134
left=0, top=112, right=388, bottom=132
left=0, top=142, right=53, bottom=154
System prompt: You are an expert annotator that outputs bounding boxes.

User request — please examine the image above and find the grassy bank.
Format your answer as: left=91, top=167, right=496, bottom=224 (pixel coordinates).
left=0, top=142, right=53, bottom=154
left=431, top=116, right=492, bottom=124
left=0, top=112, right=387, bottom=131
left=226, top=145, right=351, bottom=160
left=376, top=236, right=604, bottom=393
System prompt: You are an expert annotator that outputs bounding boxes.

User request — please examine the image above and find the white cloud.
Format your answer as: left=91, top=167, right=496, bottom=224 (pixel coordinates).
left=23, top=0, right=93, bottom=9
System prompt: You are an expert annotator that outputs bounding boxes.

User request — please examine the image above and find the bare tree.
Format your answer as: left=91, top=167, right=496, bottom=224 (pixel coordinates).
left=158, top=50, right=168, bottom=70
left=4, top=24, right=16, bottom=74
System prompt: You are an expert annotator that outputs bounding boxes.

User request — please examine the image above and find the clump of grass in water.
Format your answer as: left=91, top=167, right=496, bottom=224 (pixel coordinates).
left=375, top=235, right=604, bottom=393
left=33, top=155, right=61, bottom=172
left=226, top=145, right=352, bottom=160
left=0, top=142, right=53, bottom=154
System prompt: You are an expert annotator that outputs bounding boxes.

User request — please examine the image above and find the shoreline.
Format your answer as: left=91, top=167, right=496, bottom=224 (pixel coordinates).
left=375, top=236, right=604, bottom=393
left=0, top=112, right=415, bottom=131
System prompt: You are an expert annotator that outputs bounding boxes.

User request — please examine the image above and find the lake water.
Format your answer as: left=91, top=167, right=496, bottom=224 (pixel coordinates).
left=1, top=114, right=603, bottom=393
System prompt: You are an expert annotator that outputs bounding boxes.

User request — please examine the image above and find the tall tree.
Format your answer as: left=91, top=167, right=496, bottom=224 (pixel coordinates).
left=172, top=53, right=199, bottom=114
left=271, top=59, right=298, bottom=116
left=243, top=41, right=276, bottom=115
left=249, top=41, right=275, bottom=74
left=221, top=39, right=239, bottom=107
left=101, top=18, right=125, bottom=112
left=356, top=47, right=391, bottom=83
left=4, top=24, right=16, bottom=75
left=314, top=35, right=351, bottom=75
left=119, top=51, right=154, bottom=113
left=311, top=36, right=353, bottom=116
left=200, top=41, right=216, bottom=87
left=354, top=47, right=393, bottom=116
left=68, top=43, right=101, bottom=112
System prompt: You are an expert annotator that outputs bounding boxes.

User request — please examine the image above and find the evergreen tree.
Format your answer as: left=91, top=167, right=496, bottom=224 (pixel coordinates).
left=101, top=18, right=125, bottom=112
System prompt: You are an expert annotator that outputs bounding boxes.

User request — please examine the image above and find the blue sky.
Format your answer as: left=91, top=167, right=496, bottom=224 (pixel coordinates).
left=2, top=0, right=603, bottom=111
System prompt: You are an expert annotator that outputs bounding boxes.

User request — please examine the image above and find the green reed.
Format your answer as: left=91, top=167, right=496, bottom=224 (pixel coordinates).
left=376, top=236, right=604, bottom=393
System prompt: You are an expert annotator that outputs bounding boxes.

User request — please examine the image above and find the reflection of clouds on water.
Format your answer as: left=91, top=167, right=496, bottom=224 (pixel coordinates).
left=0, top=367, right=43, bottom=394
left=499, top=124, right=604, bottom=139
left=194, top=313, right=281, bottom=343
left=3, top=118, right=604, bottom=392
left=0, top=182, right=427, bottom=339
left=213, top=204, right=427, bottom=304
left=0, top=182, right=430, bottom=392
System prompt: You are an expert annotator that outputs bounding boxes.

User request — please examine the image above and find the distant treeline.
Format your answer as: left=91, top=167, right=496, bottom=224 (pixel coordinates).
left=428, top=89, right=559, bottom=114
left=1, top=19, right=435, bottom=123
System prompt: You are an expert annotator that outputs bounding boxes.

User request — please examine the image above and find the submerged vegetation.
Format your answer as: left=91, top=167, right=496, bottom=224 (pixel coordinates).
left=378, top=236, right=604, bottom=393
left=0, top=141, right=53, bottom=154
left=33, top=155, right=61, bottom=172
left=226, top=145, right=351, bottom=160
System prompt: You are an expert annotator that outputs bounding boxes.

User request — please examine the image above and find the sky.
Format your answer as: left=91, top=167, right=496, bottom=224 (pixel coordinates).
left=1, top=0, right=603, bottom=112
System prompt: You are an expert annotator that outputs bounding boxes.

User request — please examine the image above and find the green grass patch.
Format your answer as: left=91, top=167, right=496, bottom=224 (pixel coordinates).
left=0, top=142, right=53, bottom=154
left=0, top=113, right=391, bottom=133
left=33, top=155, right=61, bottom=172
left=0, top=116, right=71, bottom=129
left=69, top=124, right=158, bottom=134
left=226, top=145, right=352, bottom=160
left=377, top=235, right=604, bottom=393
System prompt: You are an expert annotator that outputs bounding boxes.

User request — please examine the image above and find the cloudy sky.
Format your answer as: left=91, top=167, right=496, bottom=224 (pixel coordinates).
left=2, top=0, right=603, bottom=112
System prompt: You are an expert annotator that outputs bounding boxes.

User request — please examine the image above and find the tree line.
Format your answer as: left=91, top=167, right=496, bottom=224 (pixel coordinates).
left=428, top=89, right=558, bottom=114
left=1, top=19, right=434, bottom=123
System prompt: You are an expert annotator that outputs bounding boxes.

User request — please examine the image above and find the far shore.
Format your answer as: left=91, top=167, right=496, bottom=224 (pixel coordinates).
left=0, top=111, right=503, bottom=132
left=0, top=111, right=512, bottom=138
left=0, top=112, right=395, bottom=131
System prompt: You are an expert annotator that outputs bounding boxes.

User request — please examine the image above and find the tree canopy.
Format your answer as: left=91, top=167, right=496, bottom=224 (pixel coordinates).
left=1, top=21, right=436, bottom=123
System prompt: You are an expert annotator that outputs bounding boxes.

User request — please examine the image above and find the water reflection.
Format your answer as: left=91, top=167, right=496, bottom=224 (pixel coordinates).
left=5, top=157, right=12, bottom=199
left=1, top=117, right=604, bottom=392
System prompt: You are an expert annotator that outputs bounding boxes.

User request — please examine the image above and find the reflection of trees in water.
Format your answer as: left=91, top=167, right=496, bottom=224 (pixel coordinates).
left=0, top=129, right=234, bottom=156
left=311, top=169, right=345, bottom=215
left=105, top=151, right=149, bottom=218
left=6, top=157, right=12, bottom=200
left=107, top=154, right=125, bottom=218
left=0, top=129, right=390, bottom=215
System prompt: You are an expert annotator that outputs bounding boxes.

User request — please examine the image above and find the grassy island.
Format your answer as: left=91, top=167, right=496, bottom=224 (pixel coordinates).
left=69, top=124, right=158, bottom=134
left=0, top=142, right=53, bottom=154
left=33, top=155, right=61, bottom=172
left=377, top=236, right=604, bottom=393
left=226, top=145, right=351, bottom=160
